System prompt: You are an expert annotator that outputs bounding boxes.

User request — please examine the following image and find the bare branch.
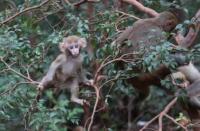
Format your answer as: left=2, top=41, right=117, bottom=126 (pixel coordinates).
left=115, top=10, right=141, bottom=20
left=0, top=0, right=51, bottom=26
left=176, top=9, right=200, bottom=48
left=0, top=82, right=32, bottom=96
left=140, top=97, right=188, bottom=131
left=87, top=84, right=100, bottom=131
left=122, top=0, right=159, bottom=17
left=0, top=57, right=39, bottom=85
left=73, top=0, right=100, bottom=7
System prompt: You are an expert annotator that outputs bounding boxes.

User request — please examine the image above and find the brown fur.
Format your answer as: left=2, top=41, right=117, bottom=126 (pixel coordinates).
left=114, top=10, right=186, bottom=98
left=38, top=36, right=92, bottom=105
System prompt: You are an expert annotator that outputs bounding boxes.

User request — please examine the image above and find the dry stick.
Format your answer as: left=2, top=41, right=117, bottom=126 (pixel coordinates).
left=86, top=55, right=111, bottom=131
left=115, top=15, right=127, bottom=32
left=158, top=98, right=178, bottom=131
left=140, top=97, right=188, bottom=131
left=122, top=0, right=159, bottom=17
left=159, top=112, right=164, bottom=131
left=115, top=10, right=141, bottom=20
left=93, top=55, right=112, bottom=82
left=158, top=97, right=177, bottom=131
left=176, top=9, right=200, bottom=48
left=0, top=0, right=51, bottom=26
left=87, top=84, right=100, bottom=131
left=0, top=57, right=39, bottom=84
left=73, top=0, right=99, bottom=6
left=165, top=114, right=188, bottom=131
left=87, top=53, right=139, bottom=130
left=73, top=0, right=86, bottom=6
left=140, top=114, right=160, bottom=131
left=0, top=82, right=31, bottom=96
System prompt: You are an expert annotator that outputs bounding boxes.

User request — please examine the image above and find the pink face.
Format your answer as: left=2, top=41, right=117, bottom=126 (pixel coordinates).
left=67, top=43, right=80, bottom=56
left=59, top=36, right=87, bottom=56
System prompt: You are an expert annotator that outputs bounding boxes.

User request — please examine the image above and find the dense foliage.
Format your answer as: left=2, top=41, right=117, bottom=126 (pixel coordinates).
left=0, top=0, right=199, bottom=131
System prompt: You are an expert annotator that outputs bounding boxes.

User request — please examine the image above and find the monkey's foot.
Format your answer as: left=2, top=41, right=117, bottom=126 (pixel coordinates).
left=85, top=79, right=94, bottom=86
left=71, top=98, right=90, bottom=106
left=37, top=84, right=44, bottom=91
left=83, top=100, right=90, bottom=106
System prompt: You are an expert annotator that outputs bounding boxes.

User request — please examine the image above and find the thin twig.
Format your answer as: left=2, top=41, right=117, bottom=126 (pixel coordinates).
left=0, top=0, right=51, bottom=26
left=140, top=97, right=188, bottom=131
left=0, top=57, right=39, bottom=85
left=122, top=0, right=159, bottom=17
left=115, top=10, right=141, bottom=20
left=87, top=84, right=100, bottom=131
left=165, top=114, right=188, bottom=131
left=0, top=82, right=33, bottom=96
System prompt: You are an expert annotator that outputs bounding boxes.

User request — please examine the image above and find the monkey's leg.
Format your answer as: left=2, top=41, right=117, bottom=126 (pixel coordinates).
left=186, top=80, right=200, bottom=109
left=171, top=72, right=190, bottom=88
left=70, top=79, right=86, bottom=105
left=189, top=97, right=200, bottom=109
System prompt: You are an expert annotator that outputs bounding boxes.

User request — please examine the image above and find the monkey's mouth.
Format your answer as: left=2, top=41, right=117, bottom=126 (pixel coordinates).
left=72, top=54, right=79, bottom=57
left=70, top=51, right=78, bottom=56
left=70, top=52, right=79, bottom=57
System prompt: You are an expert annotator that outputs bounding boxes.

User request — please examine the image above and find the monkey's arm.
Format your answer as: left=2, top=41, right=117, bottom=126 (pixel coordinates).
left=114, top=27, right=133, bottom=46
left=38, top=54, right=65, bottom=89
left=187, top=79, right=200, bottom=97
left=189, top=97, right=200, bottom=109
left=171, top=72, right=186, bottom=80
left=186, top=79, right=200, bottom=109
left=78, top=67, right=93, bottom=86
left=171, top=72, right=190, bottom=88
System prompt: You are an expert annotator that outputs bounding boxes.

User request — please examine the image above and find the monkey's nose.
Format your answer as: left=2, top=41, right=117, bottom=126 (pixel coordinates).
left=72, top=51, right=79, bottom=56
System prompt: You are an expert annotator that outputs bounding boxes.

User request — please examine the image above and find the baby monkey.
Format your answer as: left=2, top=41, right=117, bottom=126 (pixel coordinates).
left=172, top=62, right=200, bottom=108
left=38, top=35, right=93, bottom=105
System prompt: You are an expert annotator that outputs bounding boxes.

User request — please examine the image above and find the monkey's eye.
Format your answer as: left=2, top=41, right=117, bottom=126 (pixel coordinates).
left=69, top=46, right=74, bottom=49
left=75, top=45, right=78, bottom=48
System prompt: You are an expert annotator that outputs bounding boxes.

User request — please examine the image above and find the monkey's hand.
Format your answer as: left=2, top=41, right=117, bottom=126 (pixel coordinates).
left=83, top=99, right=90, bottom=106
left=37, top=83, right=45, bottom=91
left=85, top=79, right=94, bottom=86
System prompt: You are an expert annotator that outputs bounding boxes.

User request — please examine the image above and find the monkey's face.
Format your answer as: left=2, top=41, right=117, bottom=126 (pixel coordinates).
left=67, top=43, right=80, bottom=57
left=164, top=20, right=177, bottom=32
left=159, top=12, right=179, bottom=32
left=170, top=54, right=190, bottom=66
left=59, top=36, right=87, bottom=57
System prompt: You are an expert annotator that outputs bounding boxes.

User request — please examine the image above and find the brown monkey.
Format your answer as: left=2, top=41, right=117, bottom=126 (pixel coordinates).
left=112, top=8, right=186, bottom=98
left=114, top=8, right=186, bottom=47
left=38, top=35, right=93, bottom=105
left=172, top=62, right=200, bottom=131
left=176, top=62, right=200, bottom=107
left=0, top=0, right=17, bottom=12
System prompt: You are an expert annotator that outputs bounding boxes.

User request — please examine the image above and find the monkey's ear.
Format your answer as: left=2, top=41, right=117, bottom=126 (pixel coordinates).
left=189, top=61, right=193, bottom=66
left=78, top=37, right=87, bottom=48
left=59, top=42, right=65, bottom=53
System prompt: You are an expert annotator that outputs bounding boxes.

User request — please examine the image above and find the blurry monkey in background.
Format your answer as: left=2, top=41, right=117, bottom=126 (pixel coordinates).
left=113, top=8, right=186, bottom=50
left=38, top=35, right=93, bottom=105
left=173, top=62, right=200, bottom=108
left=112, top=8, right=187, bottom=99
left=172, top=62, right=200, bottom=131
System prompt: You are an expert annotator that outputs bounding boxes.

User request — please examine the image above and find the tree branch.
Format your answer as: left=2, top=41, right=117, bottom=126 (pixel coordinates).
left=0, top=0, right=51, bottom=26
left=140, top=97, right=188, bottom=131
left=73, top=0, right=99, bottom=6
left=122, top=0, right=159, bottom=17
left=176, top=9, right=200, bottom=48
left=115, top=10, right=141, bottom=20
left=0, top=57, right=39, bottom=85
